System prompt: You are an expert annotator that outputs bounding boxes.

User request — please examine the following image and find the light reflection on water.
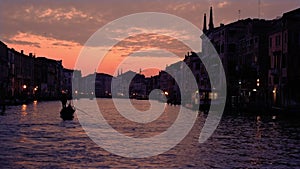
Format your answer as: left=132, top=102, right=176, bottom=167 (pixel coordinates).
left=0, top=99, right=299, bottom=168
left=21, top=104, right=27, bottom=117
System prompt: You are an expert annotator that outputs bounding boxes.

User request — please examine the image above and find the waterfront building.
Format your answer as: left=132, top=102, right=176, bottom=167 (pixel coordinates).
left=268, top=8, right=300, bottom=108
left=145, top=75, right=159, bottom=98
left=95, top=73, right=113, bottom=98
left=112, top=71, right=146, bottom=99
left=0, top=42, right=8, bottom=101
left=202, top=19, right=251, bottom=97
left=130, top=73, right=147, bottom=99
left=7, top=49, right=34, bottom=100
left=62, top=68, right=82, bottom=98
left=237, top=19, right=272, bottom=107
left=183, top=52, right=210, bottom=102
left=62, top=68, right=74, bottom=96
left=72, top=70, right=82, bottom=98
left=79, top=73, right=93, bottom=97
left=165, top=61, right=182, bottom=102
left=81, top=72, right=112, bottom=98
left=34, top=57, right=63, bottom=100
left=158, top=70, right=171, bottom=98
left=201, top=6, right=274, bottom=109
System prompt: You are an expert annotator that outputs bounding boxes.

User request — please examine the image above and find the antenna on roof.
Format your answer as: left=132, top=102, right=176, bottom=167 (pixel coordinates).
left=238, top=9, right=241, bottom=20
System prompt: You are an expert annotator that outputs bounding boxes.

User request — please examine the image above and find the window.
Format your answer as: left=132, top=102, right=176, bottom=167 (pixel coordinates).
left=275, top=55, right=278, bottom=69
left=275, top=35, right=281, bottom=46
left=282, top=54, right=286, bottom=68
left=284, top=32, right=287, bottom=43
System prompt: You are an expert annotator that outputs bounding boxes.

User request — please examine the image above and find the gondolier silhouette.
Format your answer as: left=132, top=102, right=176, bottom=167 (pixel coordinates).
left=60, top=91, right=75, bottom=120
left=60, top=91, right=68, bottom=108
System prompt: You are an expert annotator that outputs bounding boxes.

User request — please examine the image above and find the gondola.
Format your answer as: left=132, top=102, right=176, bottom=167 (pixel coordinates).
left=60, top=103, right=75, bottom=120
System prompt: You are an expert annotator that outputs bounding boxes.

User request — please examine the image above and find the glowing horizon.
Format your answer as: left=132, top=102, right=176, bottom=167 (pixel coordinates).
left=1, top=0, right=299, bottom=76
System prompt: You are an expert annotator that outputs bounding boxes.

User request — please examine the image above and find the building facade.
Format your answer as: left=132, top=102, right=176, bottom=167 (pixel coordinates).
left=34, top=57, right=63, bottom=100
left=201, top=7, right=276, bottom=109
left=7, top=49, right=35, bottom=101
left=0, top=42, right=8, bottom=103
left=81, top=73, right=112, bottom=98
left=268, top=8, right=300, bottom=108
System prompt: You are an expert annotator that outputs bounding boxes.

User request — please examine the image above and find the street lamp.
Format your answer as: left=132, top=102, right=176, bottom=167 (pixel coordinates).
left=23, top=85, right=27, bottom=89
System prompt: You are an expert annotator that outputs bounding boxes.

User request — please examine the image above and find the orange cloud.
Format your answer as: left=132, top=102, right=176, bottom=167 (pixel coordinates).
left=217, top=1, right=230, bottom=8
left=97, top=33, right=192, bottom=76
left=5, top=32, right=82, bottom=69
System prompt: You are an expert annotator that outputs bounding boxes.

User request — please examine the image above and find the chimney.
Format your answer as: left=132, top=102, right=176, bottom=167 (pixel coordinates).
left=203, top=13, right=207, bottom=32
left=29, top=53, right=33, bottom=57
left=209, top=6, right=214, bottom=30
left=21, top=50, right=24, bottom=54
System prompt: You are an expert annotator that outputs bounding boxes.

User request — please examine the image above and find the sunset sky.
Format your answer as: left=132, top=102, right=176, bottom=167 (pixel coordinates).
left=1, top=0, right=299, bottom=76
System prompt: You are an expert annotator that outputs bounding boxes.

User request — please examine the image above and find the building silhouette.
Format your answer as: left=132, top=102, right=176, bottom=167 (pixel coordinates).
left=34, top=57, right=63, bottom=100
left=201, top=7, right=300, bottom=111
left=268, top=8, right=300, bottom=109
left=0, top=7, right=299, bottom=112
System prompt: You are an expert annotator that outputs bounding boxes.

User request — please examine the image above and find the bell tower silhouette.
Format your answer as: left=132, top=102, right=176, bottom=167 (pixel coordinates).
left=209, top=6, right=214, bottom=30
left=203, top=13, right=207, bottom=32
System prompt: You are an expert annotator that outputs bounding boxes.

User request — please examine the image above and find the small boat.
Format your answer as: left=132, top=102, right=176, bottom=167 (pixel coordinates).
left=60, top=104, right=75, bottom=120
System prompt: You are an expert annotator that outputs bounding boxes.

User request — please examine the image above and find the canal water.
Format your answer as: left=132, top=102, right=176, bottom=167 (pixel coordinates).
left=0, top=99, right=299, bottom=168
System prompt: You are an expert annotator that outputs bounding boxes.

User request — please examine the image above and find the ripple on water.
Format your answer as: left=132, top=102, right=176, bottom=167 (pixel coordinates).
left=0, top=99, right=299, bottom=168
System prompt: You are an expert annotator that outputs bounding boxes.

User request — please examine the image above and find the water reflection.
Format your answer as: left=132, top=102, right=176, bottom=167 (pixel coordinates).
left=0, top=99, right=299, bottom=168
left=256, top=123, right=262, bottom=139
left=21, top=104, right=27, bottom=116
